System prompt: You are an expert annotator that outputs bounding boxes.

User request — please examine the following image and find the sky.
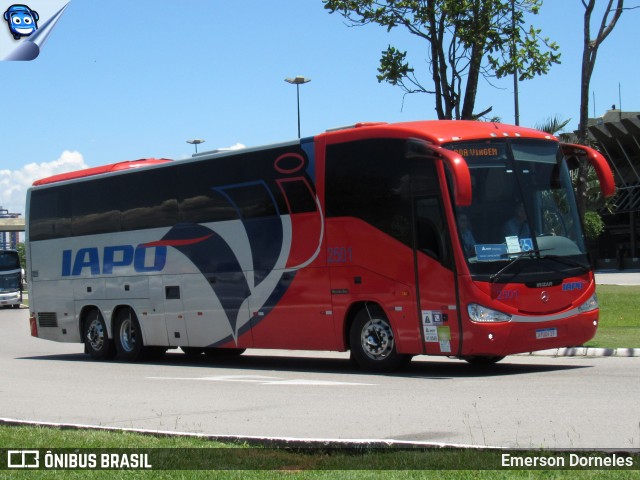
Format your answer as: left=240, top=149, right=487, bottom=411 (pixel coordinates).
left=1, top=0, right=638, bottom=216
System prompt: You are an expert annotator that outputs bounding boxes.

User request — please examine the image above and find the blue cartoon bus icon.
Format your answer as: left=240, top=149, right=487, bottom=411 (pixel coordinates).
left=3, top=4, right=39, bottom=40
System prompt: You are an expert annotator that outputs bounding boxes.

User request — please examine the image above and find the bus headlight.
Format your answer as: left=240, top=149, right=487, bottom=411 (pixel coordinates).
left=468, top=304, right=512, bottom=323
left=578, top=293, right=598, bottom=313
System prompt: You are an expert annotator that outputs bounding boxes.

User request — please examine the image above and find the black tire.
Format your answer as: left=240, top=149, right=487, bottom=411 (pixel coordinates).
left=83, top=309, right=114, bottom=360
left=462, top=356, right=505, bottom=366
left=349, top=306, right=411, bottom=372
left=114, top=308, right=144, bottom=361
left=203, top=347, right=246, bottom=358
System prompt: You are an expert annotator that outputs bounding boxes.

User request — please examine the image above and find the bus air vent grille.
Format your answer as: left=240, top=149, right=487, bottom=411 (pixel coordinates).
left=38, top=312, right=58, bottom=328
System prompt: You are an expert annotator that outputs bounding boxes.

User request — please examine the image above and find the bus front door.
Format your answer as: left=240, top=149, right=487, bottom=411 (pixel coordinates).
left=413, top=197, right=460, bottom=357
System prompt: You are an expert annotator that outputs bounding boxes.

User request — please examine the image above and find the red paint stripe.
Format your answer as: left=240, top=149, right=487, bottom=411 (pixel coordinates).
left=144, top=233, right=215, bottom=247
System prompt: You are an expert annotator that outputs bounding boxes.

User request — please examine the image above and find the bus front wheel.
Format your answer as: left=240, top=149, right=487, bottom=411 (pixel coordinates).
left=83, top=309, right=114, bottom=360
left=114, top=308, right=144, bottom=361
left=349, top=306, right=411, bottom=372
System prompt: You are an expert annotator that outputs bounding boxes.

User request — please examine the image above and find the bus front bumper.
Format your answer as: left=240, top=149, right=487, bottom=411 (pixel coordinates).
left=0, top=291, right=22, bottom=306
left=460, top=309, right=599, bottom=357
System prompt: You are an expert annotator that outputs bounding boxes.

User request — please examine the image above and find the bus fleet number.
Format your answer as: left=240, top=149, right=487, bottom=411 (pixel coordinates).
left=327, top=246, right=353, bottom=264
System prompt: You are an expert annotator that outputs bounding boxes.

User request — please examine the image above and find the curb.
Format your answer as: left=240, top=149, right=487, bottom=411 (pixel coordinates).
left=522, top=347, right=640, bottom=358
left=0, top=418, right=497, bottom=450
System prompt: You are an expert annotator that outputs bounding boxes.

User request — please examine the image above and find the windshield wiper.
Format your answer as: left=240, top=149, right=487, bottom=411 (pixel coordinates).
left=489, top=248, right=551, bottom=283
left=539, top=254, right=590, bottom=274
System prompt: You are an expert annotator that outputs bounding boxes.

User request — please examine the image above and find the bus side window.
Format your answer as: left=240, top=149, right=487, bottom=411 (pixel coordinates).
left=416, top=218, right=440, bottom=258
left=415, top=197, right=451, bottom=267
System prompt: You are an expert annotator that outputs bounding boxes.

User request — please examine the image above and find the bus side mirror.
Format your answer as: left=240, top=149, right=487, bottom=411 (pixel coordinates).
left=561, top=143, right=616, bottom=198
left=437, top=147, right=472, bottom=207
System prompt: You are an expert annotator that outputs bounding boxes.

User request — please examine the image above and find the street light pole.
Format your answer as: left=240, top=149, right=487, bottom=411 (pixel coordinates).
left=511, top=0, right=520, bottom=126
left=186, top=139, right=205, bottom=154
left=284, top=76, right=311, bottom=138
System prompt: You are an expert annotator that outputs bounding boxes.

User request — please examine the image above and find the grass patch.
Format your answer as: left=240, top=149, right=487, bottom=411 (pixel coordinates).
left=587, top=285, right=640, bottom=348
left=0, top=425, right=638, bottom=478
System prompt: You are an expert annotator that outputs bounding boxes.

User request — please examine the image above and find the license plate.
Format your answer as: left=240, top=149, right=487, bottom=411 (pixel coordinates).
left=536, top=327, right=558, bottom=339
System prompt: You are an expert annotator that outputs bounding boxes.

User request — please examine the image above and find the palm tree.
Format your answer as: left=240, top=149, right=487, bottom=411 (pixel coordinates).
left=534, top=115, right=571, bottom=135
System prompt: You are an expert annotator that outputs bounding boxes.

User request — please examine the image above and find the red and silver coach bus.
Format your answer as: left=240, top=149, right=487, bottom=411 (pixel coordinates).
left=26, top=121, right=615, bottom=371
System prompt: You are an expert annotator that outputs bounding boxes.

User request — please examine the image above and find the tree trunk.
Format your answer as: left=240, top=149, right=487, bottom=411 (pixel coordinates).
left=576, top=0, right=623, bottom=215
left=461, top=42, right=484, bottom=120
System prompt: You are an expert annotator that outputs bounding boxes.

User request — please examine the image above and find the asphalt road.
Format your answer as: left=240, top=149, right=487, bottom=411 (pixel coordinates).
left=1, top=307, right=638, bottom=449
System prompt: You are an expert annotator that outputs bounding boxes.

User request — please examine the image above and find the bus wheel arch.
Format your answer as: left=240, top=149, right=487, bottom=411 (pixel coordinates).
left=347, top=302, right=412, bottom=372
left=81, top=307, right=115, bottom=360
left=113, top=306, right=145, bottom=361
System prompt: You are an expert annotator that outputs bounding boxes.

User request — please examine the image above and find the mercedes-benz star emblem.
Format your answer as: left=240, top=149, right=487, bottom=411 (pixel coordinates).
left=541, top=291, right=549, bottom=303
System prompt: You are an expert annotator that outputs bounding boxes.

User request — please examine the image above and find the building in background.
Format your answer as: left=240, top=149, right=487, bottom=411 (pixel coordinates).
left=586, top=107, right=640, bottom=269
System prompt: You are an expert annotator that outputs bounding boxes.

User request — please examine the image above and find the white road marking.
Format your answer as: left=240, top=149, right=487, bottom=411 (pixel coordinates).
left=147, top=374, right=375, bottom=386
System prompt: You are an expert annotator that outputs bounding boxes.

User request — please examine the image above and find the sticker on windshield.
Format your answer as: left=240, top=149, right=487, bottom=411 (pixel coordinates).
left=475, top=244, right=507, bottom=261
left=506, top=236, right=521, bottom=254
left=519, top=238, right=534, bottom=251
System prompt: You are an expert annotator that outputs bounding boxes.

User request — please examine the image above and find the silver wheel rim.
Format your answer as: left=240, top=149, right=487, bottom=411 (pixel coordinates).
left=118, top=315, right=137, bottom=353
left=360, top=318, right=394, bottom=360
left=86, top=317, right=105, bottom=351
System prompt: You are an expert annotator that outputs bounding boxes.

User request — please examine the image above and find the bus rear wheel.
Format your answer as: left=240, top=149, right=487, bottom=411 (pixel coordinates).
left=83, top=309, right=114, bottom=360
left=349, top=306, right=411, bottom=372
left=114, top=308, right=144, bottom=361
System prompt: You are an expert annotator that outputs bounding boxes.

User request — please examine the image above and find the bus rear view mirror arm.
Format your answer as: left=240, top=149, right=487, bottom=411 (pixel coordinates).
left=561, top=143, right=616, bottom=198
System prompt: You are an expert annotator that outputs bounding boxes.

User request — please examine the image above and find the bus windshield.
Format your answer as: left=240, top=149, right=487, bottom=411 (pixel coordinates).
left=0, top=251, right=20, bottom=271
left=0, top=251, right=21, bottom=293
left=446, top=139, right=589, bottom=283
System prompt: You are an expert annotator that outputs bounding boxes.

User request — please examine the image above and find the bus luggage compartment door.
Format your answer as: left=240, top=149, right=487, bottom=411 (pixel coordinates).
left=161, top=275, right=189, bottom=347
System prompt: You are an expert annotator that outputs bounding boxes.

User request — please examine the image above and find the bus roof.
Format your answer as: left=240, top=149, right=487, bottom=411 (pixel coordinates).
left=30, top=121, right=555, bottom=187
left=32, top=158, right=172, bottom=186
left=323, top=120, right=556, bottom=144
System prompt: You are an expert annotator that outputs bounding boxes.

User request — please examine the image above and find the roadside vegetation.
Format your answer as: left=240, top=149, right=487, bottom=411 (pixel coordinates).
left=0, top=425, right=637, bottom=479
left=587, top=285, right=640, bottom=349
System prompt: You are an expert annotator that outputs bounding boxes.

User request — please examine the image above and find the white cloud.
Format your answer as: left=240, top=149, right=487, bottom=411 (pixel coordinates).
left=0, top=151, right=88, bottom=215
left=221, top=143, right=246, bottom=151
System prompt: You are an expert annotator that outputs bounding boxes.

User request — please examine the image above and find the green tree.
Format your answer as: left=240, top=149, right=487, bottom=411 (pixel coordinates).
left=583, top=210, right=605, bottom=240
left=323, top=0, right=560, bottom=120
left=16, top=243, right=26, bottom=271
left=534, top=115, right=571, bottom=135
